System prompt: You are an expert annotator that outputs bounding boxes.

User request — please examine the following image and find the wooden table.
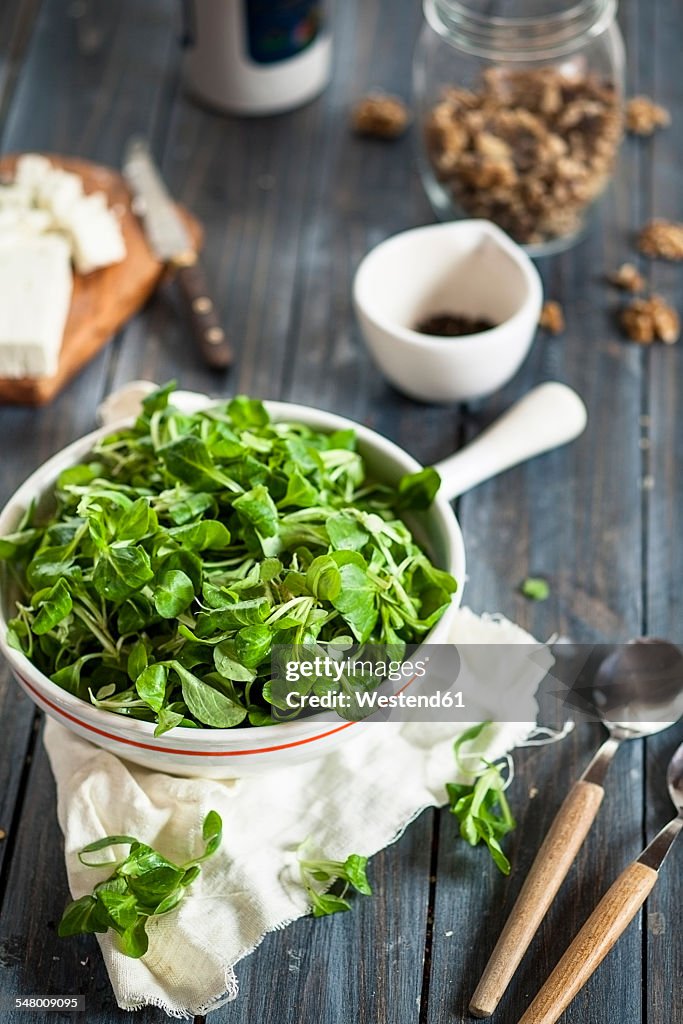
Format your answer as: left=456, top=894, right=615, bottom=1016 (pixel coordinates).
left=0, top=1, right=681, bottom=1021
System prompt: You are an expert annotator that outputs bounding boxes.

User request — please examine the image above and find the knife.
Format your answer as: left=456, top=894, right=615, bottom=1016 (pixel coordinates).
left=122, top=137, right=232, bottom=369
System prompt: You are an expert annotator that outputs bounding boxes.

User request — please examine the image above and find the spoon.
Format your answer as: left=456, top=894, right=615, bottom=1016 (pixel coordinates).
left=469, top=638, right=683, bottom=1018
left=516, top=738, right=683, bottom=1024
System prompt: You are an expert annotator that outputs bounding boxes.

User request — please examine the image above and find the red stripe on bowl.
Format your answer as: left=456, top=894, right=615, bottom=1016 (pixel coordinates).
left=17, top=673, right=356, bottom=756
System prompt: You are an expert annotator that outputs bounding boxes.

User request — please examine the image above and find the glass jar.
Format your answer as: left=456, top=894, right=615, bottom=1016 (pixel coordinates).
left=413, top=0, right=625, bottom=256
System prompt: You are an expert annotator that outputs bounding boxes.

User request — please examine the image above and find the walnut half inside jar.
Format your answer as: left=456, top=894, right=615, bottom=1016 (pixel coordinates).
left=414, top=0, right=625, bottom=255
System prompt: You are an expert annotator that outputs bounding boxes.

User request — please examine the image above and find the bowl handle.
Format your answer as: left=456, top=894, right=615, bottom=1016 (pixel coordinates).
left=433, top=383, right=587, bottom=502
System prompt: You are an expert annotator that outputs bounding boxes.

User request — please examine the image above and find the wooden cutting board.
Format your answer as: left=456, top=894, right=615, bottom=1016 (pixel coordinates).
left=0, top=155, right=202, bottom=407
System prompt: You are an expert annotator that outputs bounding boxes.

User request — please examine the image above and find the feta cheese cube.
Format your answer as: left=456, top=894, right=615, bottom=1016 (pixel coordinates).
left=36, top=168, right=83, bottom=221
left=0, top=208, right=53, bottom=234
left=64, top=191, right=126, bottom=273
left=0, top=234, right=73, bottom=378
left=14, top=154, right=53, bottom=193
left=0, top=183, right=34, bottom=209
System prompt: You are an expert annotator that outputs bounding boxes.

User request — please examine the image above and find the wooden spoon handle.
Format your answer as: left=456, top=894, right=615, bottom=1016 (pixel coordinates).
left=469, top=780, right=604, bottom=1018
left=516, top=861, right=658, bottom=1024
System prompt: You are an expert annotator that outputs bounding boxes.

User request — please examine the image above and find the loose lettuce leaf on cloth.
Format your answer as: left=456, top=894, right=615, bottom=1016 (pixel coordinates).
left=43, top=605, right=550, bottom=1018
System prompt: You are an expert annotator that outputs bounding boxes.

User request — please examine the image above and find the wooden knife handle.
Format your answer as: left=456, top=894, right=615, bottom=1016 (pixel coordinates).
left=516, top=861, right=658, bottom=1024
left=469, top=780, right=605, bottom=1018
left=175, top=260, right=232, bottom=369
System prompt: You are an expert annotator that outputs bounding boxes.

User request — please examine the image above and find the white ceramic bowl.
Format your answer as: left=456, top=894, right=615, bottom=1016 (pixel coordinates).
left=0, top=401, right=466, bottom=778
left=353, top=220, right=543, bottom=404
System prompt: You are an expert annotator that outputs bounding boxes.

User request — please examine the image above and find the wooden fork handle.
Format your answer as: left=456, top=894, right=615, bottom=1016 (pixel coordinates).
left=469, top=780, right=604, bottom=1018
left=516, top=861, right=658, bottom=1024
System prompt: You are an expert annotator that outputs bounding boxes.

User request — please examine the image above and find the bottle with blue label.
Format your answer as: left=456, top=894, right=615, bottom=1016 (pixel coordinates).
left=183, top=0, right=332, bottom=116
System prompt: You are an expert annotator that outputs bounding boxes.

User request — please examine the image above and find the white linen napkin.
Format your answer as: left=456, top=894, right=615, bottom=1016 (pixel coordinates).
left=43, top=607, right=550, bottom=1018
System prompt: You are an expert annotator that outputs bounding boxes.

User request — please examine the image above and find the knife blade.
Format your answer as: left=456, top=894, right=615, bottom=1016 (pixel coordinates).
left=123, top=137, right=232, bottom=369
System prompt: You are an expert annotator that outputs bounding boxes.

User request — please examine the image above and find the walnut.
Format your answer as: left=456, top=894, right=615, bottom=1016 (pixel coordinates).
left=626, top=96, right=671, bottom=136
left=539, top=300, right=565, bottom=335
left=456, top=152, right=517, bottom=189
left=608, top=263, right=646, bottom=293
left=637, top=220, right=683, bottom=261
left=557, top=99, right=607, bottom=132
left=540, top=133, right=568, bottom=161
left=426, top=109, right=469, bottom=174
left=620, top=295, right=680, bottom=345
left=475, top=132, right=512, bottom=160
left=351, top=93, right=410, bottom=140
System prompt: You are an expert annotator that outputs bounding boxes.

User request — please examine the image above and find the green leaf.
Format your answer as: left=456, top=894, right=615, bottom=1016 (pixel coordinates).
left=97, top=889, right=139, bottom=930
left=447, top=731, right=516, bottom=876
left=259, top=557, right=283, bottom=581
left=195, top=597, right=270, bottom=635
left=279, top=469, right=319, bottom=508
left=453, top=722, right=490, bottom=771
left=181, top=865, right=202, bottom=887
left=51, top=654, right=97, bottom=697
left=167, top=491, right=213, bottom=526
left=343, top=854, right=372, bottom=895
left=126, top=866, right=186, bottom=906
left=58, top=894, right=113, bottom=937
left=248, top=706, right=276, bottom=727
left=311, top=893, right=351, bottom=917
left=135, top=663, right=168, bottom=713
left=127, top=639, right=148, bottom=682
left=160, top=436, right=233, bottom=492
left=168, top=520, right=231, bottom=551
left=117, top=594, right=159, bottom=634
left=234, top=624, right=272, bottom=668
left=32, top=578, right=72, bottom=635
left=141, top=380, right=176, bottom=416
left=0, top=527, right=41, bottom=560
left=396, top=467, right=441, bottom=509
left=233, top=485, right=279, bottom=538
left=306, top=555, right=342, bottom=602
left=174, top=662, right=247, bottom=727
left=158, top=548, right=203, bottom=593
left=153, top=887, right=185, bottom=916
left=57, top=463, right=103, bottom=490
left=118, top=917, right=149, bottom=958
left=330, top=563, right=378, bottom=642
left=94, top=545, right=154, bottom=601
left=520, top=576, right=550, bottom=601
left=199, top=810, right=223, bottom=861
left=118, top=498, right=156, bottom=541
left=154, top=705, right=185, bottom=737
left=213, top=640, right=257, bottom=682
left=326, top=428, right=356, bottom=451
left=78, top=835, right=138, bottom=865
left=26, top=545, right=77, bottom=588
left=298, top=845, right=373, bottom=919
left=326, top=513, right=368, bottom=552
left=82, top=503, right=109, bottom=548
left=484, top=835, right=513, bottom=875
left=227, top=395, right=269, bottom=429
left=153, top=569, right=195, bottom=618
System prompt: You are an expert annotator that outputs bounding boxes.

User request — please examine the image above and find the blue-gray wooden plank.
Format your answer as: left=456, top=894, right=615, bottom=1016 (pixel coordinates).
left=0, top=0, right=43, bottom=125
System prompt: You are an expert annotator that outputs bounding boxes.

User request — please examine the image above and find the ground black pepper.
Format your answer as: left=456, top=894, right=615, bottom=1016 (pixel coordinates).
left=415, top=313, right=496, bottom=336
